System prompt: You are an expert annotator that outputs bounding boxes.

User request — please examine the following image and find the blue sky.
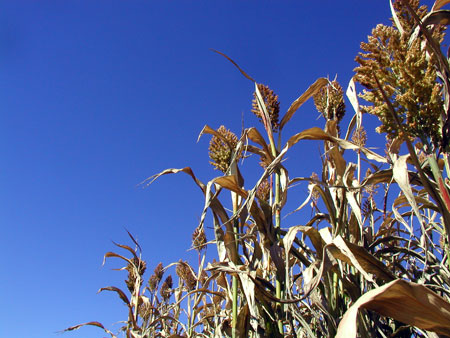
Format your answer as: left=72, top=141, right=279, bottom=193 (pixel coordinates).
left=0, top=1, right=421, bottom=337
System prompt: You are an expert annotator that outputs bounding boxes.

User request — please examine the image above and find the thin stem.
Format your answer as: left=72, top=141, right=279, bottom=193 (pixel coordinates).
left=231, top=192, right=239, bottom=338
left=272, top=133, right=284, bottom=335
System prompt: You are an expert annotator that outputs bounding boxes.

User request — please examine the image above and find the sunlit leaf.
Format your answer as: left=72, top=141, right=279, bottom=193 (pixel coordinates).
left=432, top=0, right=450, bottom=11
left=63, top=321, right=117, bottom=337
left=98, top=286, right=131, bottom=305
left=422, top=9, right=450, bottom=25
left=336, top=279, right=450, bottom=337
left=214, top=175, right=248, bottom=198
left=392, top=154, right=425, bottom=228
left=390, top=0, right=405, bottom=34
left=279, top=78, right=328, bottom=130
left=282, top=127, right=387, bottom=164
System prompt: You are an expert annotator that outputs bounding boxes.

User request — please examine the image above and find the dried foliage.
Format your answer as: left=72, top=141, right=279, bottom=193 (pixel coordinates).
left=67, top=1, right=450, bottom=337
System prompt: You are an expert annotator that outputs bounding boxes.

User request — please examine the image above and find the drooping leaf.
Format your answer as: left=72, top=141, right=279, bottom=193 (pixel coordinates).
left=336, top=279, right=450, bottom=337
left=282, top=127, right=387, bottom=164
left=63, top=321, right=117, bottom=337
left=247, top=127, right=274, bottom=164
left=432, top=0, right=450, bottom=11
left=214, top=175, right=248, bottom=199
left=392, top=154, right=426, bottom=228
left=111, top=241, right=139, bottom=261
left=422, top=9, right=450, bottom=25
left=236, top=303, right=251, bottom=338
left=103, top=252, right=133, bottom=266
left=98, top=286, right=131, bottom=305
left=210, top=49, right=255, bottom=82
left=279, top=78, right=328, bottom=130
left=331, top=236, right=395, bottom=283
left=140, top=167, right=206, bottom=194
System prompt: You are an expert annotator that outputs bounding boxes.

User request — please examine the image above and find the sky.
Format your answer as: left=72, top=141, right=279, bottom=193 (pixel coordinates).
left=0, top=1, right=431, bottom=337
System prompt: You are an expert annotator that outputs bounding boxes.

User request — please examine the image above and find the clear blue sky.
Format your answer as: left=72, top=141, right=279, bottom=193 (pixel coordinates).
left=0, top=1, right=422, bottom=337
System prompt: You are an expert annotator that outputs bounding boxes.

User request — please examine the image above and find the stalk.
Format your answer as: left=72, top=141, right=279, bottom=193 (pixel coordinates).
left=231, top=191, right=239, bottom=338
left=254, top=82, right=283, bottom=334
left=272, top=132, right=283, bottom=335
left=187, top=293, right=193, bottom=337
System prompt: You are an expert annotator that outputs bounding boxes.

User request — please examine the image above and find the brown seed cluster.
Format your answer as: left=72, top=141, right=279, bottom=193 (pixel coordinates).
left=138, top=300, right=152, bottom=321
left=251, top=84, right=280, bottom=132
left=192, top=226, right=207, bottom=252
left=208, top=125, right=240, bottom=173
left=176, top=260, right=197, bottom=291
left=362, top=168, right=378, bottom=218
left=148, top=262, right=164, bottom=292
left=160, top=275, right=173, bottom=301
left=354, top=0, right=444, bottom=149
left=256, top=179, right=271, bottom=202
left=125, top=257, right=146, bottom=293
left=313, top=80, right=345, bottom=124
left=352, top=126, right=367, bottom=148
left=310, top=172, right=320, bottom=207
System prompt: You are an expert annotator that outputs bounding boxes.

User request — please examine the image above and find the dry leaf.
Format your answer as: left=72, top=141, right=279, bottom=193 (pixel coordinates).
left=280, top=78, right=328, bottom=130
left=336, top=279, right=450, bottom=337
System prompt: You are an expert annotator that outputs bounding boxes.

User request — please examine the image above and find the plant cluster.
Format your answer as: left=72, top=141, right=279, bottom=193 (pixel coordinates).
left=66, top=1, right=450, bottom=337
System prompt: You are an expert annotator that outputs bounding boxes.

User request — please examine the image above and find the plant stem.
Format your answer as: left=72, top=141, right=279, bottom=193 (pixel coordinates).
left=232, top=192, right=239, bottom=338
left=273, top=133, right=283, bottom=335
left=274, top=169, right=283, bottom=335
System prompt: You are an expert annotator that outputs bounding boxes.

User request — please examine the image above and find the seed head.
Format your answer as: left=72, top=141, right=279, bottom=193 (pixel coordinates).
left=176, top=260, right=196, bottom=291
left=256, top=179, right=271, bottom=202
left=354, top=0, right=444, bottom=149
left=252, top=84, right=280, bottom=132
left=125, top=257, right=146, bottom=293
left=160, top=275, right=173, bottom=301
left=192, top=226, right=207, bottom=252
left=138, top=299, right=152, bottom=321
left=148, top=262, right=164, bottom=292
left=313, top=80, right=345, bottom=123
left=352, top=126, right=367, bottom=148
left=208, top=125, right=240, bottom=173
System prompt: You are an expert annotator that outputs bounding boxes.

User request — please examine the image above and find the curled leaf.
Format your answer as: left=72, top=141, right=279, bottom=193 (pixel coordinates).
left=336, top=279, right=450, bottom=337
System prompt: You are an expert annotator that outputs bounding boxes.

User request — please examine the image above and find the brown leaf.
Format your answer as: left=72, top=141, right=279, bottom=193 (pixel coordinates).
left=329, top=146, right=346, bottom=178
left=214, top=175, right=248, bottom=198
left=280, top=78, right=328, bottom=130
left=98, top=286, right=131, bottom=305
left=111, top=242, right=139, bottom=261
left=198, top=124, right=235, bottom=150
left=103, top=252, right=133, bottom=266
left=125, top=229, right=142, bottom=253
left=283, top=127, right=387, bottom=164
left=63, top=321, right=117, bottom=337
left=423, top=9, right=450, bottom=25
left=336, top=279, right=450, bottom=337
left=236, top=304, right=250, bottom=338
left=140, top=167, right=206, bottom=193
left=331, top=236, right=395, bottom=283
left=392, top=154, right=425, bottom=227
left=247, top=127, right=274, bottom=164
left=210, top=49, right=255, bottom=82
left=432, top=0, right=450, bottom=10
